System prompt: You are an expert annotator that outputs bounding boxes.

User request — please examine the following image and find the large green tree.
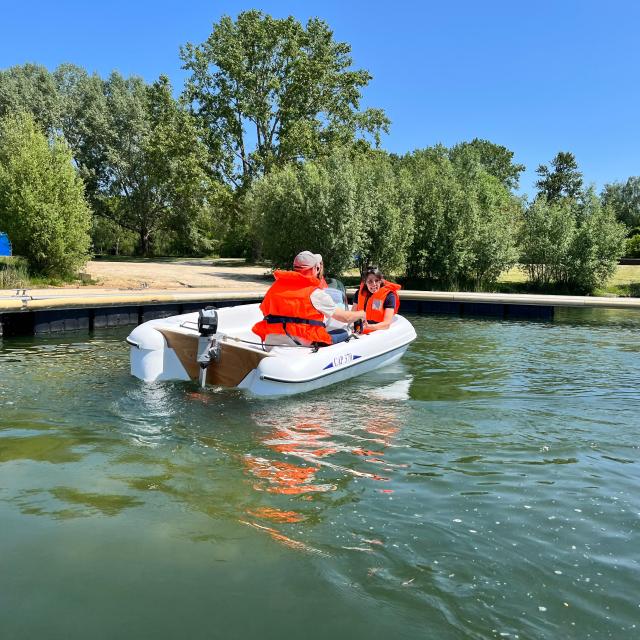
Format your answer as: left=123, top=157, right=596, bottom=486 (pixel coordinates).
left=535, top=151, right=583, bottom=202
left=0, top=63, right=62, bottom=134
left=181, top=10, right=389, bottom=190
left=0, top=112, right=91, bottom=275
left=519, top=197, right=577, bottom=286
left=404, top=147, right=473, bottom=287
left=456, top=165, right=521, bottom=287
left=449, top=138, right=525, bottom=191
left=62, top=71, right=226, bottom=255
left=566, top=190, right=627, bottom=291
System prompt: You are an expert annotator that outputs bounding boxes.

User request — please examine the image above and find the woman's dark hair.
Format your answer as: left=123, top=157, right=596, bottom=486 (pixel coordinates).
left=362, top=266, right=384, bottom=281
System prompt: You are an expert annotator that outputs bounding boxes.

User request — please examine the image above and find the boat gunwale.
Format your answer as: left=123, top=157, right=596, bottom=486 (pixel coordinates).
left=258, top=339, right=415, bottom=384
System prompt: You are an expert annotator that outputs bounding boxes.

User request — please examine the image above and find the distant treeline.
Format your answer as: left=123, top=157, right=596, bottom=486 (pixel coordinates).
left=0, top=10, right=638, bottom=292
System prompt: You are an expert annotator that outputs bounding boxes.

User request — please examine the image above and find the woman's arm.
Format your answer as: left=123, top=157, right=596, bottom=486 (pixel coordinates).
left=365, top=307, right=395, bottom=331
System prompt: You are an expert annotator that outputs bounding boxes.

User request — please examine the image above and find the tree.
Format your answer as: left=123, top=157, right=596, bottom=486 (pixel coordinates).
left=601, top=177, right=640, bottom=230
left=461, top=170, right=521, bottom=287
left=519, top=198, right=576, bottom=286
left=535, top=151, right=583, bottom=202
left=565, top=189, right=627, bottom=291
left=249, top=149, right=361, bottom=276
left=449, top=138, right=525, bottom=190
left=404, top=148, right=473, bottom=287
left=519, top=192, right=626, bottom=292
left=143, top=76, right=229, bottom=255
left=404, top=147, right=519, bottom=289
left=353, top=151, right=413, bottom=275
left=0, top=64, right=62, bottom=134
left=625, top=235, right=640, bottom=258
left=0, top=112, right=91, bottom=276
left=62, top=71, right=226, bottom=255
left=91, top=217, right=137, bottom=256
left=181, top=10, right=389, bottom=190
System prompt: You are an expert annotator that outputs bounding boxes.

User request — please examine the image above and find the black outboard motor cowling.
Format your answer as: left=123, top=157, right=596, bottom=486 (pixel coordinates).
left=198, top=307, right=218, bottom=337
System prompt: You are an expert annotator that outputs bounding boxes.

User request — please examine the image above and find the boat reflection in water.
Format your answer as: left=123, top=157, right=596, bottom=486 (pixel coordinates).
left=241, top=377, right=413, bottom=551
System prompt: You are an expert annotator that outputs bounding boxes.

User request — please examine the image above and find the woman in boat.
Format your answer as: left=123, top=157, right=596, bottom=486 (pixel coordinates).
left=352, top=266, right=401, bottom=332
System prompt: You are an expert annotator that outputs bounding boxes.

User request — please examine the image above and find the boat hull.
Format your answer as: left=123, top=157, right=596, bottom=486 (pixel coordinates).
left=238, top=343, right=410, bottom=396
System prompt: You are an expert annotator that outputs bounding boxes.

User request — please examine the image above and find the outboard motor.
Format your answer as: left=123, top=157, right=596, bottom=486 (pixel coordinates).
left=196, top=307, right=221, bottom=387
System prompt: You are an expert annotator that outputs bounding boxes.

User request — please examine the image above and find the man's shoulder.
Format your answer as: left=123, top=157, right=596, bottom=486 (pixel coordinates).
left=311, top=288, right=335, bottom=303
left=310, top=288, right=336, bottom=315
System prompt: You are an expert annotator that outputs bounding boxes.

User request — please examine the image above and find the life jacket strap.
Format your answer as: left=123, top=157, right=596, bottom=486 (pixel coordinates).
left=264, top=315, right=325, bottom=327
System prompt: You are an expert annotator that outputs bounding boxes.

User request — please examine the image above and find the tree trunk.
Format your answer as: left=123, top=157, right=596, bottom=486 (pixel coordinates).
left=138, top=228, right=152, bottom=257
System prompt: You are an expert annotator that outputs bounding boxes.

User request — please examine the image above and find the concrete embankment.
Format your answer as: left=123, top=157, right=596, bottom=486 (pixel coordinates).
left=1, top=287, right=640, bottom=337
left=0, top=288, right=266, bottom=336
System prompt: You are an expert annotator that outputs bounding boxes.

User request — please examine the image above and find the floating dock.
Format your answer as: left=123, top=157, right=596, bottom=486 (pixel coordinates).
left=1, top=287, right=640, bottom=337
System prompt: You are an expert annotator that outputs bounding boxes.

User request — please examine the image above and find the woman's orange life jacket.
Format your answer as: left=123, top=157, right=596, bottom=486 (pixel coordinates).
left=252, top=270, right=333, bottom=345
left=355, top=280, right=401, bottom=326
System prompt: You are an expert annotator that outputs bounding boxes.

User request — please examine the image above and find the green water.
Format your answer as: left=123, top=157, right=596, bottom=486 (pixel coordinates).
left=1, top=310, right=639, bottom=639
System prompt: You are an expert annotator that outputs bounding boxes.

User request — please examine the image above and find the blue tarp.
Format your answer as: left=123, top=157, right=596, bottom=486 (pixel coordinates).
left=0, top=232, right=11, bottom=256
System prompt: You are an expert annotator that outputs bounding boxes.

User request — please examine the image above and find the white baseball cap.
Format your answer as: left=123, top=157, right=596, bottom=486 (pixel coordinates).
left=293, top=250, right=321, bottom=270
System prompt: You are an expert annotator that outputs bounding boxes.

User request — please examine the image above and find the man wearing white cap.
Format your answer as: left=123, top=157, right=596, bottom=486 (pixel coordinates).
left=252, top=250, right=366, bottom=348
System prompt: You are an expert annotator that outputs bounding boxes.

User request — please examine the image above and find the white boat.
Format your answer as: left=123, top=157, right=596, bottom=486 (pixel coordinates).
left=126, top=283, right=416, bottom=397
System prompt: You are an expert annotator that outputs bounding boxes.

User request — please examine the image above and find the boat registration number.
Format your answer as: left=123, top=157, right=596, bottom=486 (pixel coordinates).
left=333, top=353, right=353, bottom=368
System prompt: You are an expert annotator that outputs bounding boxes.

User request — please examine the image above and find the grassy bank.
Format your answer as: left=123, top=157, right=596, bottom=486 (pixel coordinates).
left=497, top=265, right=640, bottom=297
left=0, top=257, right=84, bottom=289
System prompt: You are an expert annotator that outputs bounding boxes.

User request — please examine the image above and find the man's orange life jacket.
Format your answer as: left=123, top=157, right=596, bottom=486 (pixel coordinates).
left=252, top=270, right=333, bottom=345
left=355, top=280, right=401, bottom=325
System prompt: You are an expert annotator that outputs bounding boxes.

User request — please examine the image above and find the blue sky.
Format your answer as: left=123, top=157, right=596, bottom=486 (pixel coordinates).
left=1, top=0, right=638, bottom=196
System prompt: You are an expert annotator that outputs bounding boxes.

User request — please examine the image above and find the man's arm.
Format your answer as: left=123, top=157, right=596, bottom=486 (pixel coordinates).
left=310, top=289, right=365, bottom=324
left=332, top=307, right=366, bottom=323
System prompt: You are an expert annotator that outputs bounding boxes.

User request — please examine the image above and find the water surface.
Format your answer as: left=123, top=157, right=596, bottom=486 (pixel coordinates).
left=1, top=309, right=639, bottom=639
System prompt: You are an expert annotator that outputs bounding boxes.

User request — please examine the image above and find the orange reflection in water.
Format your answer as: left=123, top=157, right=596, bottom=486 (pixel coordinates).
left=246, top=507, right=306, bottom=524
left=243, top=414, right=337, bottom=545
left=240, top=519, right=327, bottom=556
left=243, top=401, right=405, bottom=550
left=243, top=455, right=335, bottom=495
left=244, top=413, right=339, bottom=496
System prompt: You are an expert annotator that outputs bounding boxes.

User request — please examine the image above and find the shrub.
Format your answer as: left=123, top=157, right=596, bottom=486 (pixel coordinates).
left=625, top=234, right=640, bottom=258
left=353, top=151, right=414, bottom=275
left=0, top=257, right=29, bottom=288
left=519, top=192, right=626, bottom=292
left=404, top=148, right=519, bottom=289
left=249, top=149, right=361, bottom=276
left=0, top=112, right=91, bottom=276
